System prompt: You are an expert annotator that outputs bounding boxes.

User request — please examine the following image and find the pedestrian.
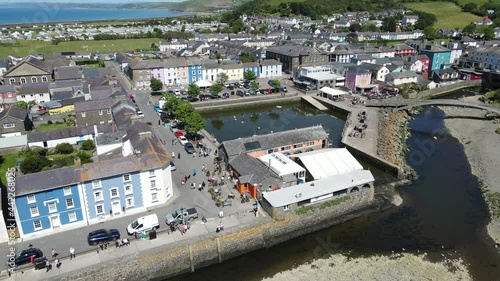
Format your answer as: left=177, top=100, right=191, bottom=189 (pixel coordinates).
left=172, top=151, right=175, bottom=158
left=202, top=164, right=206, bottom=172
left=45, top=260, right=51, bottom=272
left=178, top=153, right=181, bottom=159
left=193, top=169, right=197, bottom=176
left=158, top=120, right=161, bottom=126
left=55, top=258, right=61, bottom=269
left=69, top=247, right=76, bottom=260
left=172, top=139, right=175, bottom=145
left=51, top=248, right=58, bottom=258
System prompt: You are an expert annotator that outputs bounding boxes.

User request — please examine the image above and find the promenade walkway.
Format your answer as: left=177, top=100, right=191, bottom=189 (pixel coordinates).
left=301, top=96, right=328, bottom=111
left=365, top=99, right=500, bottom=114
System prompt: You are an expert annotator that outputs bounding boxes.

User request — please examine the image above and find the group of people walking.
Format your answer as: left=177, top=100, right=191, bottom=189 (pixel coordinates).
left=38, top=247, right=75, bottom=273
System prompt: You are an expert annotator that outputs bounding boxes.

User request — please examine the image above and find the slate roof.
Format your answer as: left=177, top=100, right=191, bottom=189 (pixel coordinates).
left=221, top=125, right=328, bottom=159
left=229, top=153, right=289, bottom=187
left=54, top=66, right=83, bottom=80
left=422, top=44, right=450, bottom=52
left=16, top=167, right=81, bottom=196
left=0, top=105, right=29, bottom=121
left=0, top=85, right=16, bottom=92
left=0, top=58, right=10, bottom=70
left=260, top=59, right=281, bottom=66
left=27, top=123, right=113, bottom=143
left=95, top=131, right=124, bottom=146
left=17, top=82, right=50, bottom=94
left=386, top=71, right=419, bottom=80
left=74, top=98, right=116, bottom=112
left=266, top=45, right=325, bottom=57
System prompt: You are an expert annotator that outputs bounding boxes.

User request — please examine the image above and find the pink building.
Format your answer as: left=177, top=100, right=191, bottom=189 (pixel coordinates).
left=0, top=85, right=17, bottom=111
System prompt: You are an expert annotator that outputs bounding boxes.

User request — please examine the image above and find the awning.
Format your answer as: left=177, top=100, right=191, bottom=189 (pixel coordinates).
left=195, top=80, right=212, bottom=87
left=356, top=84, right=377, bottom=89
left=319, top=86, right=347, bottom=96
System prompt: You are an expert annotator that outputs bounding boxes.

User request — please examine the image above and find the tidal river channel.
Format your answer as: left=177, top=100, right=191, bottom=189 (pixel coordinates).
left=171, top=101, right=499, bottom=281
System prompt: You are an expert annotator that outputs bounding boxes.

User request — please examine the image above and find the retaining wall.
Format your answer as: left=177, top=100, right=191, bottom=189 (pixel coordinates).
left=49, top=191, right=377, bottom=281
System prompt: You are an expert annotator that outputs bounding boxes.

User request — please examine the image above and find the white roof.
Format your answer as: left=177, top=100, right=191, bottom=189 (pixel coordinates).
left=263, top=169, right=374, bottom=207
left=258, top=153, right=305, bottom=176
left=319, top=86, right=347, bottom=96
left=195, top=80, right=212, bottom=87
left=291, top=148, right=363, bottom=180
left=0, top=135, right=27, bottom=148
left=307, top=72, right=343, bottom=81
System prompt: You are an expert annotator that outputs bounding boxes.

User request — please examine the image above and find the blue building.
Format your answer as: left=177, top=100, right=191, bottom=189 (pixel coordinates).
left=187, top=58, right=204, bottom=83
left=242, top=62, right=261, bottom=79
left=420, top=44, right=452, bottom=72
left=15, top=166, right=86, bottom=239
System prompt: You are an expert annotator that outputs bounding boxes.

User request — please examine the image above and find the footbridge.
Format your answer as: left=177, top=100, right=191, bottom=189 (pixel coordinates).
left=365, top=99, right=500, bottom=114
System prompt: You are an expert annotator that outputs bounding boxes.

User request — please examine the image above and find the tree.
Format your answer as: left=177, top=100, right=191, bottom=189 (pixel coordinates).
left=184, top=111, right=206, bottom=134
left=423, top=27, right=437, bottom=39
left=81, top=139, right=96, bottom=151
left=243, top=70, right=257, bottom=81
left=55, top=143, right=74, bottom=154
left=20, top=155, right=51, bottom=174
left=240, top=52, right=256, bottom=63
left=349, top=23, right=362, bottom=32
left=218, top=72, right=229, bottom=84
left=13, top=101, right=28, bottom=109
left=76, top=151, right=93, bottom=164
left=163, top=94, right=180, bottom=112
left=232, top=19, right=245, bottom=33
left=174, top=102, right=195, bottom=122
left=187, top=83, right=200, bottom=98
left=462, top=23, right=476, bottom=37
left=463, top=3, right=477, bottom=13
left=150, top=77, right=163, bottom=92
left=477, top=26, right=495, bottom=40
left=210, top=83, right=224, bottom=95
left=270, top=80, right=281, bottom=88
left=250, top=81, right=259, bottom=90
left=381, top=17, right=397, bottom=32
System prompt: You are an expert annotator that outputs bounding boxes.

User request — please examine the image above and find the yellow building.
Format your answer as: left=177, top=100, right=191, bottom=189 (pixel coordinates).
left=221, top=63, right=243, bottom=81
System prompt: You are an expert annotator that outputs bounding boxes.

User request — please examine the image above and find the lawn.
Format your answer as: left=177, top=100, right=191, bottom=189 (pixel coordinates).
left=457, top=0, right=491, bottom=6
left=0, top=153, right=19, bottom=185
left=36, top=123, right=70, bottom=131
left=0, top=38, right=160, bottom=57
left=403, top=2, right=479, bottom=29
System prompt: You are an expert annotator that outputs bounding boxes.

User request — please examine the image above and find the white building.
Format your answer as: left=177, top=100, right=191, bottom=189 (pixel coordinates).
left=202, top=63, right=223, bottom=82
left=260, top=59, right=282, bottom=78
left=385, top=71, right=419, bottom=86
left=402, top=15, right=419, bottom=26
left=159, top=40, right=188, bottom=52
left=16, top=82, right=51, bottom=104
left=258, top=153, right=306, bottom=183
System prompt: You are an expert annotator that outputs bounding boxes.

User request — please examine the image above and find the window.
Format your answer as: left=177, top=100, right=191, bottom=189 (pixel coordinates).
left=99, top=121, right=105, bottom=124
left=68, top=211, right=77, bottom=222
left=63, top=187, right=72, bottom=196
left=281, top=146, right=291, bottom=151
left=20, top=77, right=26, bottom=84
left=33, top=220, right=42, bottom=230
left=66, top=198, right=74, bottom=208
left=192, top=71, right=195, bottom=75
left=126, top=197, right=134, bottom=208
left=305, top=141, right=314, bottom=146
left=96, top=204, right=104, bottom=215
left=92, top=180, right=102, bottom=188
left=94, top=191, right=103, bottom=201
left=3, top=123, right=15, bottom=129
left=283, top=205, right=290, bottom=211
left=41, top=76, right=48, bottom=82
left=27, top=194, right=36, bottom=203
left=98, top=110, right=103, bottom=116
left=152, top=193, right=158, bottom=202
left=150, top=180, right=156, bottom=189
left=149, top=170, right=155, bottom=177
left=48, top=202, right=57, bottom=213
left=123, top=174, right=131, bottom=182
left=30, top=206, right=39, bottom=217
left=198, top=70, right=201, bottom=74
left=81, top=112, right=86, bottom=117
left=31, top=77, right=37, bottom=83
left=124, top=184, right=133, bottom=195
left=9, top=78, right=15, bottom=85
left=110, top=188, right=119, bottom=198
left=107, top=109, right=111, bottom=114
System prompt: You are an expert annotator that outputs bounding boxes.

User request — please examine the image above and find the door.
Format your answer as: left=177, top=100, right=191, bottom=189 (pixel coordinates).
left=112, top=201, right=121, bottom=215
left=51, top=215, right=61, bottom=228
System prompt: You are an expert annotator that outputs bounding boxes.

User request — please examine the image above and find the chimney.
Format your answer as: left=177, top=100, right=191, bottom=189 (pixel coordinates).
left=74, top=157, right=81, bottom=169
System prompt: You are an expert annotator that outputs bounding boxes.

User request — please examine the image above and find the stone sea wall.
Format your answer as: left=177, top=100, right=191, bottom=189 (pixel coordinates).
left=50, top=191, right=377, bottom=281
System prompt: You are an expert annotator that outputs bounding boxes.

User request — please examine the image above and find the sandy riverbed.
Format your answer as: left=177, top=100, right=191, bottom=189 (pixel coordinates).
left=439, top=96, right=500, bottom=243
left=263, top=252, right=471, bottom=281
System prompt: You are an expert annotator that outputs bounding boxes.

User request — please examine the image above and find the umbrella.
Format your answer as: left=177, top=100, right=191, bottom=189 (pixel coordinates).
left=195, top=80, right=212, bottom=87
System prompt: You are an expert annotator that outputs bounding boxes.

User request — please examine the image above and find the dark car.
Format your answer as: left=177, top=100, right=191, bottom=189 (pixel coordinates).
left=236, top=90, right=244, bottom=97
left=227, top=85, right=234, bottom=90
left=210, top=94, right=221, bottom=99
left=151, top=91, right=163, bottom=96
left=281, top=86, right=288, bottom=92
left=184, top=143, right=196, bottom=154
left=243, top=83, right=250, bottom=89
left=222, top=93, right=230, bottom=99
left=14, top=248, right=43, bottom=266
left=87, top=228, right=121, bottom=246
left=182, top=96, right=199, bottom=102
left=199, top=94, right=210, bottom=101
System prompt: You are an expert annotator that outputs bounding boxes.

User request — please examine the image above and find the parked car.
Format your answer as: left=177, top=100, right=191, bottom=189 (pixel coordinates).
left=165, top=208, right=199, bottom=226
left=87, top=229, right=121, bottom=246
left=236, top=90, right=244, bottom=97
left=167, top=90, right=175, bottom=95
left=136, top=110, right=144, bottom=117
left=174, top=131, right=184, bottom=138
left=127, top=214, right=159, bottom=236
left=14, top=248, right=43, bottom=266
left=222, top=93, right=230, bottom=99
left=174, top=89, right=181, bottom=96
left=184, top=143, right=196, bottom=154
left=268, top=80, right=274, bottom=85
left=178, top=136, right=189, bottom=145
left=151, top=92, right=162, bottom=96
left=210, top=94, right=221, bottom=99
left=170, top=161, right=176, bottom=171
left=281, top=86, right=288, bottom=92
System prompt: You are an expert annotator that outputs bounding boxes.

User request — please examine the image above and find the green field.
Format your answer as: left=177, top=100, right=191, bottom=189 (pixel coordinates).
left=267, top=0, right=305, bottom=5
left=457, top=0, right=491, bottom=6
left=0, top=153, right=18, bottom=185
left=0, top=38, right=160, bottom=57
left=403, top=2, right=479, bottom=28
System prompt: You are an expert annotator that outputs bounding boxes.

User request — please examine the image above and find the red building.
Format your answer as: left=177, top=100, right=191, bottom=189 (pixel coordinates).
left=459, top=69, right=483, bottom=80
left=0, top=85, right=17, bottom=111
left=391, top=44, right=417, bottom=56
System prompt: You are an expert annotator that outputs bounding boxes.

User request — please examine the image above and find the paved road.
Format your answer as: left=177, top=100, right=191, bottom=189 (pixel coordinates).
left=0, top=63, right=257, bottom=273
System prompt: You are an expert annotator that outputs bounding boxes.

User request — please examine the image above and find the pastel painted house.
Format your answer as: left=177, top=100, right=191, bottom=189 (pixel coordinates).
left=345, top=67, right=372, bottom=92
left=420, top=44, right=452, bottom=72
left=15, top=166, right=87, bottom=239
left=260, top=59, right=282, bottom=78
left=242, top=62, right=260, bottom=79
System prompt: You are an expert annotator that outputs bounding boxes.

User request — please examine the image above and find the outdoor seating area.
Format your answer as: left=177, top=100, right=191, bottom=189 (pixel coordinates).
left=347, top=111, right=369, bottom=139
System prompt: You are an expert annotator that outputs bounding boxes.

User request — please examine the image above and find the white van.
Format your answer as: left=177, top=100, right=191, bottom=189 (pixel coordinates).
left=127, top=214, right=159, bottom=235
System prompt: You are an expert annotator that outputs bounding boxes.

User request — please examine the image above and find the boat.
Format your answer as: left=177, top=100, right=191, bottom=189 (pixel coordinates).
left=276, top=106, right=282, bottom=109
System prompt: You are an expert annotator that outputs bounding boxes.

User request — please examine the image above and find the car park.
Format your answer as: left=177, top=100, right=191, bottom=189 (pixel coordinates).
left=87, top=229, right=121, bottom=246
left=199, top=94, right=210, bottom=101
left=167, top=90, right=175, bottom=95
left=14, top=248, right=43, bottom=266
left=178, top=136, right=189, bottom=145
left=184, top=143, right=196, bottom=154
left=249, top=89, right=257, bottom=95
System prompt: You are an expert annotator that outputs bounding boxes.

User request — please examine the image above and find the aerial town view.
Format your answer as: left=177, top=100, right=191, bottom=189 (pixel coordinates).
left=0, top=0, right=499, bottom=280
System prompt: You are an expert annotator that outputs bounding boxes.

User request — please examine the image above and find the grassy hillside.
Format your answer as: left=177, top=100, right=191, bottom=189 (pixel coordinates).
left=457, top=0, right=491, bottom=6
left=403, top=2, right=479, bottom=28
left=0, top=38, right=160, bottom=57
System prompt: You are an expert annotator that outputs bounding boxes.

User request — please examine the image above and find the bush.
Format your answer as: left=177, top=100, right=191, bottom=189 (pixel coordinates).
left=296, top=206, right=313, bottom=215
left=496, top=128, right=500, bottom=135
left=76, top=151, right=93, bottom=164
left=80, top=140, right=96, bottom=151
left=55, top=143, right=74, bottom=154
left=47, top=120, right=53, bottom=124
left=20, top=155, right=51, bottom=174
